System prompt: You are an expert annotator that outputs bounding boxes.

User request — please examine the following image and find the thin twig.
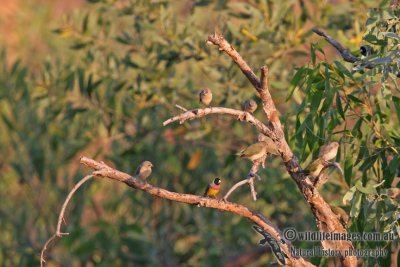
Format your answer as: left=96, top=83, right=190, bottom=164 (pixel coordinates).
left=312, top=27, right=376, bottom=70
left=223, top=179, right=250, bottom=201
left=175, top=104, right=188, bottom=112
left=249, top=178, right=257, bottom=201
left=260, top=65, right=269, bottom=92
left=222, top=161, right=262, bottom=201
left=40, top=174, right=94, bottom=267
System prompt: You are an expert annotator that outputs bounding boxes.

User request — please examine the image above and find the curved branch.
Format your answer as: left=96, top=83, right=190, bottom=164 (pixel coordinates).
left=163, top=106, right=274, bottom=137
left=312, top=28, right=361, bottom=63
left=40, top=174, right=94, bottom=267
left=223, top=160, right=263, bottom=201
left=311, top=27, right=380, bottom=72
left=223, top=178, right=251, bottom=201
left=78, top=156, right=314, bottom=267
left=208, top=33, right=260, bottom=89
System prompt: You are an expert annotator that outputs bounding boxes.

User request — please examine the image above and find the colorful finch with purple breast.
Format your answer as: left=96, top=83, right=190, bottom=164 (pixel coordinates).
left=203, top=178, right=221, bottom=198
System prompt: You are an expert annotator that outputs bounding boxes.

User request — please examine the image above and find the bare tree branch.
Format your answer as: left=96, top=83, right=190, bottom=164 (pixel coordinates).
left=312, top=28, right=361, bottom=63
left=75, top=156, right=313, bottom=267
left=312, top=27, right=400, bottom=79
left=223, top=179, right=250, bottom=201
left=175, top=104, right=188, bottom=112
left=40, top=174, right=94, bottom=267
left=163, top=106, right=274, bottom=137
left=223, top=158, right=263, bottom=201
left=204, top=33, right=357, bottom=267
left=223, top=173, right=257, bottom=201
left=207, top=33, right=260, bottom=89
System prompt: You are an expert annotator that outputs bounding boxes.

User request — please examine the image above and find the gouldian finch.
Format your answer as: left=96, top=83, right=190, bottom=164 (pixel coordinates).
left=318, top=142, right=339, bottom=161
left=135, top=161, right=153, bottom=180
left=203, top=178, right=221, bottom=198
left=199, top=88, right=213, bottom=106
left=237, top=139, right=279, bottom=162
left=243, top=99, right=257, bottom=113
left=360, top=45, right=374, bottom=57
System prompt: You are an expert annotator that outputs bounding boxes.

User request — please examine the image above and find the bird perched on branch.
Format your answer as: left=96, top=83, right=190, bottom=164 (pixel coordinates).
left=203, top=177, right=221, bottom=198
left=135, top=161, right=153, bottom=180
left=237, top=137, right=279, bottom=163
left=360, top=45, right=374, bottom=57
left=243, top=99, right=258, bottom=113
left=199, top=88, right=213, bottom=106
left=318, top=142, right=339, bottom=161
left=304, top=142, right=340, bottom=182
left=198, top=178, right=221, bottom=207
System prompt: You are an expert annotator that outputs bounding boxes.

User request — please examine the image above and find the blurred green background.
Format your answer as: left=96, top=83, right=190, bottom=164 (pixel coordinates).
left=0, top=0, right=398, bottom=266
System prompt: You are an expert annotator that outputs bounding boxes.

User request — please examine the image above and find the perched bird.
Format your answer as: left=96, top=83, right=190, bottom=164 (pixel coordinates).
left=304, top=142, right=339, bottom=179
left=360, top=45, right=374, bottom=57
left=318, top=142, right=339, bottom=161
left=203, top=177, right=222, bottom=198
left=243, top=99, right=258, bottom=113
left=304, top=158, right=325, bottom=178
left=199, top=88, right=213, bottom=106
left=237, top=139, right=279, bottom=162
left=135, top=161, right=153, bottom=180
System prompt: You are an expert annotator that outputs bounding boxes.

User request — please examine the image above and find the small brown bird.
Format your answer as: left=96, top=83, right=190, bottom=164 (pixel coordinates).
left=199, top=88, right=213, bottom=106
left=135, top=161, right=153, bottom=180
left=243, top=99, right=258, bottom=113
left=305, top=142, right=340, bottom=180
left=318, top=142, right=339, bottom=161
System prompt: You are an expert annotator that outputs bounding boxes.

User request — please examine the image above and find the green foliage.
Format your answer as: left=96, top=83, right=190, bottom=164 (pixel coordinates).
left=0, top=0, right=397, bottom=266
left=291, top=3, right=400, bottom=266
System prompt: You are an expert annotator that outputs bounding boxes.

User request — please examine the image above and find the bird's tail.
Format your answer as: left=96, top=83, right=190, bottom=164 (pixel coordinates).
left=235, top=150, right=244, bottom=157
